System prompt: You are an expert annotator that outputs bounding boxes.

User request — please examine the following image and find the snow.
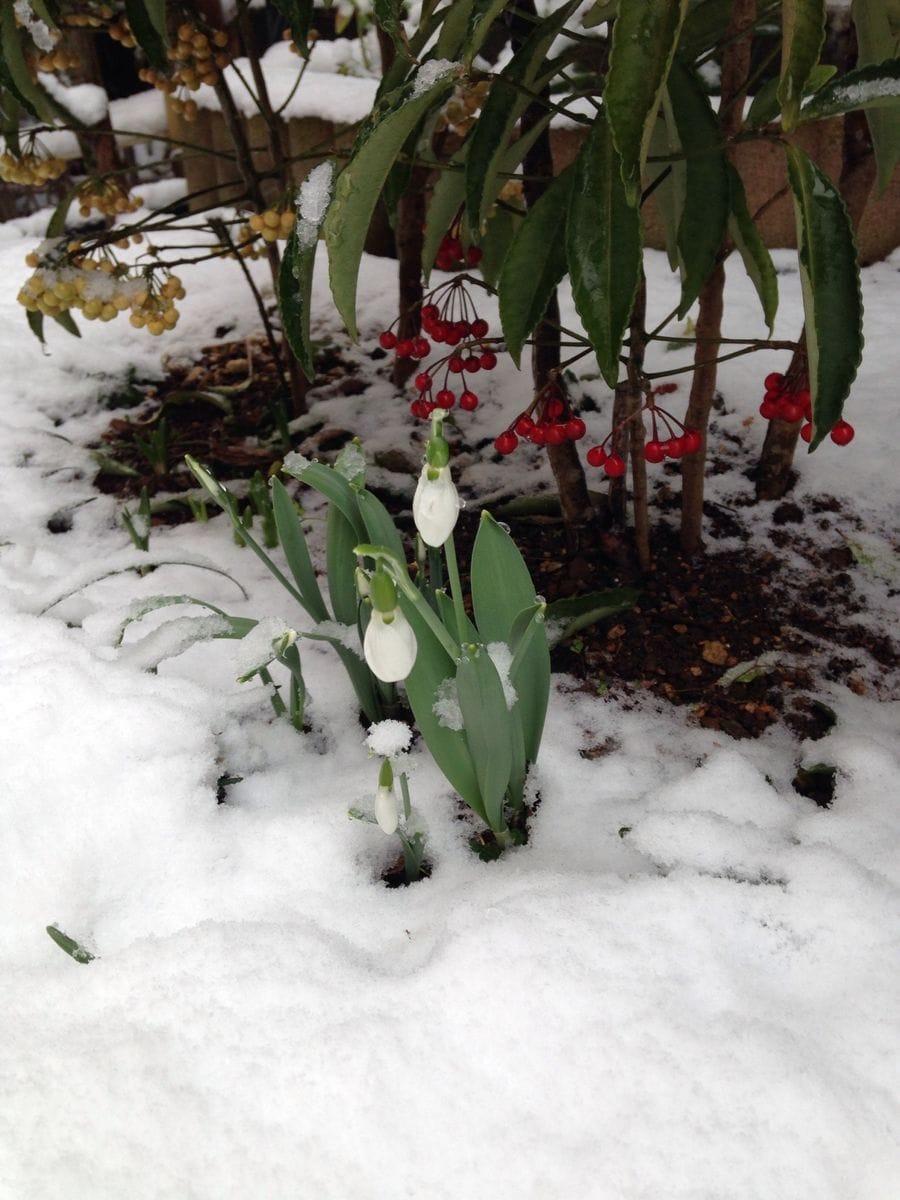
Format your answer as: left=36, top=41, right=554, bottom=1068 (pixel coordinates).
left=1, top=142, right=899, bottom=1200
left=411, top=59, right=459, bottom=100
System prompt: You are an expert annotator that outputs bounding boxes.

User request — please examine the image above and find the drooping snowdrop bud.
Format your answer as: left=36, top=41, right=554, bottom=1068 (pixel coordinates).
left=355, top=566, right=370, bottom=599
left=374, top=758, right=399, bottom=834
left=413, top=434, right=460, bottom=547
left=363, top=568, right=417, bottom=682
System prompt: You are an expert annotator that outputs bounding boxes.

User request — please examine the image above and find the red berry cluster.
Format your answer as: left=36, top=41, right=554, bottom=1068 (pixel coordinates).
left=759, top=373, right=855, bottom=446
left=378, top=273, right=499, bottom=419
left=583, top=383, right=701, bottom=477
left=493, top=384, right=587, bottom=455
left=434, top=232, right=483, bottom=272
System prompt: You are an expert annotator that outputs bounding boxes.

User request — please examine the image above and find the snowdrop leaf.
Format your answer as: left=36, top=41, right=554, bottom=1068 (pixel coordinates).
left=278, top=231, right=316, bottom=381
left=283, top=458, right=366, bottom=540
left=270, top=478, right=329, bottom=623
left=324, top=73, right=456, bottom=341
left=778, top=0, right=826, bottom=132
left=727, top=164, right=778, bottom=335
left=456, top=647, right=513, bottom=832
left=850, top=0, right=900, bottom=192
left=667, top=59, right=729, bottom=318
left=499, top=165, right=574, bottom=367
left=46, top=926, right=94, bottom=964
left=436, top=590, right=478, bottom=644
left=326, top=504, right=362, bottom=625
left=604, top=0, right=689, bottom=204
left=786, top=145, right=863, bottom=450
left=545, top=587, right=639, bottom=642
left=356, top=489, right=406, bottom=566
left=566, top=112, right=641, bottom=387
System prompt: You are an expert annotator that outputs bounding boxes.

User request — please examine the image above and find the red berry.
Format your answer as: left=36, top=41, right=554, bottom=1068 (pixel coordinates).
left=410, top=399, right=432, bottom=419
left=479, top=351, right=497, bottom=370
left=412, top=337, right=431, bottom=359
left=586, top=445, right=607, bottom=468
left=830, top=420, right=855, bottom=446
left=471, top=318, right=489, bottom=338
left=682, top=430, right=702, bottom=454
left=421, top=304, right=439, bottom=323
left=466, top=245, right=483, bottom=266
left=445, top=328, right=463, bottom=346
left=494, top=431, right=518, bottom=455
left=664, top=436, right=686, bottom=459
left=764, top=388, right=783, bottom=404
left=379, top=331, right=397, bottom=350
left=446, top=237, right=462, bottom=260
left=448, top=356, right=464, bottom=374
left=546, top=424, right=566, bottom=445
left=565, top=417, right=586, bottom=441
left=529, top=424, right=548, bottom=445
left=653, top=382, right=678, bottom=396
left=435, top=389, right=455, bottom=409
left=795, top=389, right=811, bottom=417
left=545, top=397, right=564, bottom=420
left=414, top=373, right=432, bottom=392
left=459, top=390, right=479, bottom=411
left=800, top=423, right=813, bottom=443
left=764, top=372, right=785, bottom=392
left=759, top=400, right=779, bottom=420
left=779, top=401, right=804, bottom=424
left=396, top=339, right=414, bottom=358
left=435, top=253, right=453, bottom=271
left=604, top=454, right=627, bottom=478
left=464, top=356, right=481, bottom=373
left=431, top=324, right=447, bottom=344
left=644, top=440, right=666, bottom=464
left=514, top=415, right=535, bottom=436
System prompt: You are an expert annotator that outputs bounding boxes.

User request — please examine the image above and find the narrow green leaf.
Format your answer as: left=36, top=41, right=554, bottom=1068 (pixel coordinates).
left=0, top=4, right=55, bottom=121
left=50, top=308, right=81, bottom=338
left=667, top=58, right=729, bottom=317
left=678, top=0, right=735, bottom=60
left=798, top=59, right=900, bottom=122
left=271, top=1, right=315, bottom=58
left=456, top=647, right=513, bottom=832
left=46, top=925, right=94, bottom=964
left=326, top=504, right=362, bottom=625
left=499, top=165, right=574, bottom=365
left=649, top=104, right=685, bottom=273
left=462, top=0, right=510, bottom=66
left=324, top=71, right=457, bottom=341
left=545, top=587, right=640, bottom=641
left=26, top=309, right=45, bottom=345
left=478, top=205, right=520, bottom=288
left=778, top=0, right=826, bottom=131
left=373, top=0, right=406, bottom=52
left=566, top=113, right=641, bottom=387
left=604, top=0, right=689, bottom=204
left=435, top=590, right=479, bottom=643
left=355, top=489, right=406, bottom=566
left=270, top=478, right=329, bottom=622
left=124, top=0, right=168, bottom=72
left=727, top=164, right=778, bottom=334
left=747, top=63, right=835, bottom=129
left=143, top=0, right=168, bottom=41
left=583, top=1, right=618, bottom=27
left=435, top=0, right=475, bottom=60
left=283, top=457, right=366, bottom=540
left=465, top=0, right=580, bottom=230
left=850, top=0, right=900, bottom=192
left=278, top=227, right=316, bottom=381
left=785, top=145, right=863, bottom=449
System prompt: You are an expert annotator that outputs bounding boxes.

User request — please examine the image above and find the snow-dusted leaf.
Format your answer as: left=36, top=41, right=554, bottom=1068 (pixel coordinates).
left=456, top=646, right=513, bottom=833
left=278, top=230, right=316, bottom=381
left=46, top=926, right=94, bottom=964
left=799, top=59, right=900, bottom=122
left=851, top=0, right=900, bottom=193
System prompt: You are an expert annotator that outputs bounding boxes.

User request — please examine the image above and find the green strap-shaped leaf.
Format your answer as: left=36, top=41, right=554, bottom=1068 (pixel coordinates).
left=778, top=0, right=826, bottom=132
left=283, top=458, right=366, bottom=540
left=544, top=587, right=640, bottom=642
left=124, top=0, right=168, bottom=72
left=462, top=0, right=510, bottom=66
left=465, top=0, right=580, bottom=230
left=270, top=478, right=329, bottom=623
left=584, top=1, right=618, bottom=27
left=435, top=0, right=475, bottom=60
left=435, top=591, right=479, bottom=644
left=324, top=71, right=457, bottom=341
left=852, top=0, right=900, bottom=193
left=325, top=504, right=362, bottom=625
left=727, top=164, right=778, bottom=335
left=498, top=165, right=574, bottom=366
left=373, top=0, right=407, bottom=52
left=278, top=228, right=316, bottom=381
left=355, top=489, right=406, bottom=566
left=677, top=0, right=735, bottom=61
left=456, top=647, right=513, bottom=832
left=470, top=512, right=550, bottom=763
left=0, top=4, right=55, bottom=122
left=667, top=58, right=729, bottom=317
left=604, top=0, right=689, bottom=205
left=786, top=145, right=863, bottom=450
left=798, top=59, right=900, bottom=122
left=565, top=113, right=641, bottom=388
left=46, top=926, right=94, bottom=964
left=142, top=0, right=168, bottom=41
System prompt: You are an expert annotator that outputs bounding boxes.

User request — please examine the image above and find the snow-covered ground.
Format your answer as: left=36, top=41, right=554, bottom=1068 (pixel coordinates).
left=1, top=194, right=898, bottom=1199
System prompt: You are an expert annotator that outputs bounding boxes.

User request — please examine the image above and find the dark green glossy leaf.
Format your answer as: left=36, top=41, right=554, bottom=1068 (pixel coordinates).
left=498, top=165, right=574, bottom=366
left=435, top=0, right=475, bottom=59
left=678, top=0, right=735, bottom=60
left=477, top=205, right=520, bottom=288
left=271, top=1, right=315, bottom=57
left=727, top=164, right=778, bottom=334
left=50, top=308, right=81, bottom=338
left=605, top=0, right=689, bottom=204
left=566, top=113, right=641, bottom=387
left=667, top=58, right=729, bottom=317
left=850, top=0, right=900, bottom=192
left=46, top=925, right=94, bottom=963
left=456, top=647, right=512, bottom=832
left=26, top=309, right=45, bottom=345
left=462, top=0, right=510, bottom=65
left=324, top=72, right=456, bottom=341
left=799, top=58, right=900, bottom=122
left=0, top=4, right=55, bottom=121
left=778, top=0, right=826, bottom=131
left=747, top=64, right=835, bottom=129
left=786, top=145, right=863, bottom=450
left=278, top=227, right=316, bottom=381
left=124, top=0, right=167, bottom=72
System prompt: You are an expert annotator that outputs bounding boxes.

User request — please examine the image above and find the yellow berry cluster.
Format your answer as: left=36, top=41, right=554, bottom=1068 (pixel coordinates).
left=0, top=150, right=67, bottom=186
left=108, top=17, right=137, bottom=48
left=233, top=208, right=296, bottom=257
left=63, top=6, right=114, bottom=29
left=18, top=246, right=185, bottom=337
left=137, top=21, right=230, bottom=115
left=31, top=46, right=82, bottom=73
left=76, top=177, right=142, bottom=218
left=436, top=81, right=491, bottom=136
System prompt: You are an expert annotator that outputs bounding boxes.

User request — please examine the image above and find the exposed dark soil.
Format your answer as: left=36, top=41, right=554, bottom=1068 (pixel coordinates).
left=89, top=337, right=900, bottom=751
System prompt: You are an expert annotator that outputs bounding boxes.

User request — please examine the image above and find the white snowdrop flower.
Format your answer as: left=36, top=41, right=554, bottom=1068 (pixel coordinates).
left=374, top=783, right=399, bottom=835
left=413, top=465, right=460, bottom=547
left=363, top=608, right=417, bottom=683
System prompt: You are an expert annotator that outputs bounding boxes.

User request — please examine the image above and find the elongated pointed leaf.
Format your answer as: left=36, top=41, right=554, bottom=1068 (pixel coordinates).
left=0, top=4, right=55, bottom=121
left=270, top=478, right=329, bottom=622
left=271, top=1, right=315, bottom=58
left=435, top=591, right=479, bottom=644
left=46, top=926, right=94, bottom=964
left=778, top=0, right=826, bottom=131
left=747, top=64, right=836, bottom=130
left=324, top=72, right=457, bottom=341
left=456, top=647, right=513, bottom=832
left=545, top=587, right=639, bottom=642
left=465, top=0, right=580, bottom=230
left=798, top=59, right=900, bottom=122
left=278, top=231, right=316, bottom=381
left=605, top=0, right=689, bottom=204
left=355, top=489, right=406, bottom=566
left=470, top=512, right=550, bottom=763
left=566, top=113, right=641, bottom=388
left=478, top=206, right=520, bottom=288
left=647, top=113, right=682, bottom=272
left=499, top=165, right=574, bottom=366
left=283, top=457, right=366, bottom=539
left=373, top=0, right=406, bottom=52
left=667, top=59, right=729, bottom=317
left=435, top=0, right=475, bottom=59
left=678, top=0, right=735, bottom=60
left=326, top=504, right=362, bottom=625
left=124, top=0, right=168, bottom=72
left=786, top=145, right=863, bottom=450
left=462, top=0, right=510, bottom=65
left=852, top=0, right=900, bottom=192
left=727, top=164, right=778, bottom=334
